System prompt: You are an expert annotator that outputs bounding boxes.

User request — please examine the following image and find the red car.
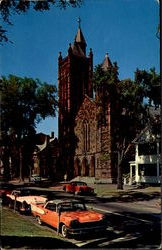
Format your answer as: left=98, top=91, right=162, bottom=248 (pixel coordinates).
left=63, top=181, right=94, bottom=195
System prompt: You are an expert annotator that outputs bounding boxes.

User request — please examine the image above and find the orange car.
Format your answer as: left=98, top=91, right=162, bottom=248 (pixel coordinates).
left=31, top=199, right=107, bottom=238
left=63, top=181, right=94, bottom=195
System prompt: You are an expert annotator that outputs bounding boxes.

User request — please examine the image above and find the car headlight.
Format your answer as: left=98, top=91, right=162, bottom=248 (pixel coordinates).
left=70, top=219, right=80, bottom=228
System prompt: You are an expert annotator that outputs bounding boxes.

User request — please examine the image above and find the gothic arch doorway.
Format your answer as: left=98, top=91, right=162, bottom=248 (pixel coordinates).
left=82, top=158, right=89, bottom=176
left=90, top=156, right=95, bottom=177
left=74, top=158, right=81, bottom=177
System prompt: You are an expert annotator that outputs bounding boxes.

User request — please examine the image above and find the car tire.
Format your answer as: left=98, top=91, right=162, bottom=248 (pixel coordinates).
left=36, top=216, right=43, bottom=225
left=61, top=224, right=68, bottom=238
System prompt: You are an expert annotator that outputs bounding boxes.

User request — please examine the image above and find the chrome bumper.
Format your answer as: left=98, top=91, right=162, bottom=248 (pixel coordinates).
left=68, top=225, right=107, bottom=235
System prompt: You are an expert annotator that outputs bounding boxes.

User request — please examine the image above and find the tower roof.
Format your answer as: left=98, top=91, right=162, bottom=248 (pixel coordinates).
left=71, top=18, right=87, bottom=57
left=75, top=27, right=87, bottom=45
left=102, top=53, right=112, bottom=70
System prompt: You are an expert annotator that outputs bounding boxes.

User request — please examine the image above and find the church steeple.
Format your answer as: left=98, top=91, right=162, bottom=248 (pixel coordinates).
left=102, top=53, right=112, bottom=71
left=72, top=17, right=87, bottom=56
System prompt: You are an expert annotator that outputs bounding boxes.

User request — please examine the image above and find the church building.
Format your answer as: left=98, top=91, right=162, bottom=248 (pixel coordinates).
left=58, top=21, right=118, bottom=183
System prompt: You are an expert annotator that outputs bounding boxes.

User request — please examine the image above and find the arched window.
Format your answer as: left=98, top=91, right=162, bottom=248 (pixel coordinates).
left=83, top=120, right=90, bottom=152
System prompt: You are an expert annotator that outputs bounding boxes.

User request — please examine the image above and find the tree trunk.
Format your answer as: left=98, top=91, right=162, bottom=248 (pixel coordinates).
left=19, top=146, right=24, bottom=182
left=3, top=150, right=11, bottom=181
left=117, top=162, right=123, bottom=190
left=117, top=151, right=123, bottom=190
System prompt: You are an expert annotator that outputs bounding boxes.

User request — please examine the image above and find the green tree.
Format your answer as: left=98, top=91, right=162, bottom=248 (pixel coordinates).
left=93, top=64, right=160, bottom=189
left=0, top=75, right=57, bottom=181
left=0, top=0, right=83, bottom=43
left=135, top=68, right=160, bottom=108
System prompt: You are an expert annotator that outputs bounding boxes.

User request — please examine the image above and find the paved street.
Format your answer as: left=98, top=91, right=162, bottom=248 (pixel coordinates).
left=2, top=181, right=161, bottom=248
left=57, top=192, right=161, bottom=248
left=8, top=196, right=160, bottom=248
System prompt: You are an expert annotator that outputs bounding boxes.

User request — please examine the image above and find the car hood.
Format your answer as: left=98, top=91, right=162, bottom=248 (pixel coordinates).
left=61, top=210, right=103, bottom=223
left=8, top=195, right=47, bottom=204
left=18, top=196, right=47, bottom=204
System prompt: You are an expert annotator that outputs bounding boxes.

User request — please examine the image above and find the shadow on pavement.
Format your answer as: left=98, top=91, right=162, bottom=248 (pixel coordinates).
left=1, top=235, right=77, bottom=249
left=79, top=191, right=160, bottom=204
left=75, top=211, right=161, bottom=248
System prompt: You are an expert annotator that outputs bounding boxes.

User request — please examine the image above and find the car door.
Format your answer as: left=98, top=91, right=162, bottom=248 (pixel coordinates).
left=43, top=203, right=58, bottom=229
left=70, top=182, right=76, bottom=193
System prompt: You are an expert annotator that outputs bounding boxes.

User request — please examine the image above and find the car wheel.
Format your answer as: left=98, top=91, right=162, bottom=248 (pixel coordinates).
left=61, top=224, right=68, bottom=238
left=36, top=216, right=43, bottom=225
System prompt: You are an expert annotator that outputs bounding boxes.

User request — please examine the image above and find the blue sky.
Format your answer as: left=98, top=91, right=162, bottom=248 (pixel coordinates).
left=1, top=0, right=160, bottom=137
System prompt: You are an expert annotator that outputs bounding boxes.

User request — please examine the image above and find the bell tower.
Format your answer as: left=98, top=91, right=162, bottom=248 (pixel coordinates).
left=58, top=19, right=93, bottom=179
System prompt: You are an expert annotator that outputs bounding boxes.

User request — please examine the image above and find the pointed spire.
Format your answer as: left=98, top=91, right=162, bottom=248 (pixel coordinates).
left=58, top=51, right=62, bottom=59
left=77, top=17, right=81, bottom=28
left=88, top=48, right=93, bottom=57
left=71, top=17, right=87, bottom=56
left=75, top=18, right=86, bottom=45
left=68, top=43, right=72, bottom=55
left=102, top=52, right=112, bottom=71
left=58, top=51, right=62, bottom=63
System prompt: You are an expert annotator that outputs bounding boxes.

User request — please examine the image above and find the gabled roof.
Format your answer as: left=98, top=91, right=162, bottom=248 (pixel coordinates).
left=84, top=94, right=95, bottom=103
left=132, top=126, right=160, bottom=144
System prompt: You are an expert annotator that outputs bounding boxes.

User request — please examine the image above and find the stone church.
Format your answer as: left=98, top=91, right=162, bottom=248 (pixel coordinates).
left=58, top=23, right=118, bottom=183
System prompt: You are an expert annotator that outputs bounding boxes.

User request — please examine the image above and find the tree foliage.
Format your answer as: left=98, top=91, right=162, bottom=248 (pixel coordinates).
left=1, top=75, right=57, bottom=138
left=135, top=68, right=160, bottom=108
left=0, top=0, right=83, bottom=43
left=0, top=75, right=57, bottom=180
left=93, top=64, right=160, bottom=189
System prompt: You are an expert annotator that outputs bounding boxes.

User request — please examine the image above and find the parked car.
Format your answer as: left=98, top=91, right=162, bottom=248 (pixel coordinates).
left=0, top=183, right=14, bottom=205
left=63, top=181, right=94, bottom=195
left=31, top=199, right=107, bottom=238
left=30, top=174, right=41, bottom=183
left=6, top=188, right=47, bottom=213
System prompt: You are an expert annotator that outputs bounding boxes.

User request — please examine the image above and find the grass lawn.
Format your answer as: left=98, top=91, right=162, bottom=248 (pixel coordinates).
left=1, top=207, right=60, bottom=238
left=93, top=184, right=160, bottom=197
left=94, top=185, right=125, bottom=197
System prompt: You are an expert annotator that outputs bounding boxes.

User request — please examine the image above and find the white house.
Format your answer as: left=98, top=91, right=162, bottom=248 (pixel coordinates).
left=128, top=127, right=161, bottom=185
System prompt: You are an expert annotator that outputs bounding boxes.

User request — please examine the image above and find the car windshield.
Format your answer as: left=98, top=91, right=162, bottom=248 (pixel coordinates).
left=58, top=202, right=86, bottom=212
left=75, top=182, right=87, bottom=186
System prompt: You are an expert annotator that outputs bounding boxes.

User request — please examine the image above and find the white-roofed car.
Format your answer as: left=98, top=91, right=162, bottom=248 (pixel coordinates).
left=6, top=188, right=47, bottom=214
left=31, top=199, right=107, bottom=238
